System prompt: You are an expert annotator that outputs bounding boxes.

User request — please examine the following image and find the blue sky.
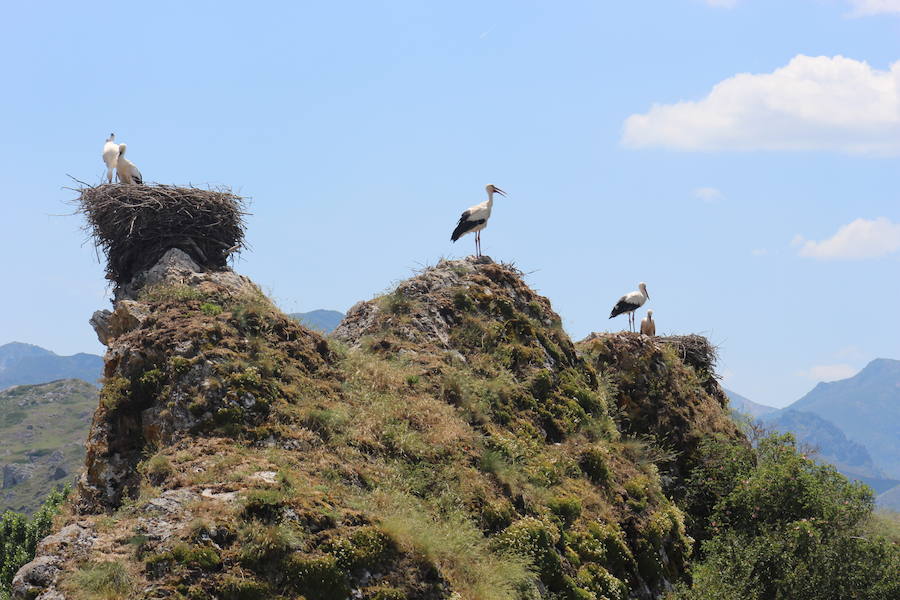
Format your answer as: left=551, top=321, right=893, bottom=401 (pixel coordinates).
left=0, top=0, right=898, bottom=407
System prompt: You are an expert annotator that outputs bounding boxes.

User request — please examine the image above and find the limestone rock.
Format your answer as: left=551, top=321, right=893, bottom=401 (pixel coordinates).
left=11, top=556, right=61, bottom=599
left=89, top=309, right=112, bottom=346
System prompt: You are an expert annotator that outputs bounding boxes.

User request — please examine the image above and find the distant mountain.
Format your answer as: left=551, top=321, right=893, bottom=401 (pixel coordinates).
left=289, top=309, right=344, bottom=334
left=788, top=358, right=900, bottom=479
left=0, top=342, right=103, bottom=390
left=726, top=389, right=778, bottom=419
left=0, top=379, right=97, bottom=514
left=762, top=409, right=899, bottom=494
left=877, top=484, right=900, bottom=511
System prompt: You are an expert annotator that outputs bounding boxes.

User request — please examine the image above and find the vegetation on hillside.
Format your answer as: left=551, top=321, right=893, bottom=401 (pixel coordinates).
left=0, top=380, right=96, bottom=514
left=673, top=433, right=899, bottom=599
left=12, top=257, right=899, bottom=600
left=1, top=487, right=68, bottom=600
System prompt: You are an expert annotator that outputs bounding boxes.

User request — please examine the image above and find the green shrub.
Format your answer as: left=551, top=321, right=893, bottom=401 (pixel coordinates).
left=0, top=487, right=68, bottom=598
left=676, top=433, right=900, bottom=599
left=200, top=302, right=224, bottom=316
left=217, top=575, right=271, bottom=600
left=170, top=543, right=222, bottom=570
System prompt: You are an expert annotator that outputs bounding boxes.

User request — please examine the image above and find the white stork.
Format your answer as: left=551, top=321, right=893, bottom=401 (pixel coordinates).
left=102, top=133, right=119, bottom=183
left=116, top=143, right=143, bottom=185
left=450, top=184, right=507, bottom=258
left=609, top=282, right=649, bottom=332
left=640, top=310, right=656, bottom=337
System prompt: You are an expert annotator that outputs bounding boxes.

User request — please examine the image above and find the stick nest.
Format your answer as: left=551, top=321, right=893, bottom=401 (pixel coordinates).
left=76, top=183, right=248, bottom=283
left=658, top=335, right=718, bottom=373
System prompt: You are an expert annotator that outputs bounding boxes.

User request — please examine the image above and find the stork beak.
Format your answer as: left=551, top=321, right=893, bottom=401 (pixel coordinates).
left=494, top=187, right=507, bottom=197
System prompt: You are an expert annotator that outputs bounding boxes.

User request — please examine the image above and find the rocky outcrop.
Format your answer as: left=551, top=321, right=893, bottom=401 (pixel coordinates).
left=16, top=254, right=744, bottom=600
left=79, top=248, right=336, bottom=511
left=2, top=464, right=35, bottom=489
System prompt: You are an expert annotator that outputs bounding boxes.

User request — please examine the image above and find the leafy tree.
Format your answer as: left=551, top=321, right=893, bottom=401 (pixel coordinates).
left=675, top=434, right=900, bottom=600
left=0, top=487, right=68, bottom=600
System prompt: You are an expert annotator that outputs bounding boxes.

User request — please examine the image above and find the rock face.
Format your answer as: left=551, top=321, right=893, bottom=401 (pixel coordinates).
left=16, top=254, right=745, bottom=600
left=80, top=248, right=335, bottom=510
left=2, top=464, right=35, bottom=489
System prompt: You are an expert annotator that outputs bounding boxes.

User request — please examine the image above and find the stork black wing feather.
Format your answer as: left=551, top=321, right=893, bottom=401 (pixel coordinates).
left=451, top=217, right=485, bottom=242
left=609, top=299, right=639, bottom=319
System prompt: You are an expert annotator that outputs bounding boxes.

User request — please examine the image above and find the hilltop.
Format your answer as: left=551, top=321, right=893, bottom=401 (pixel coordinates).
left=10, top=247, right=749, bottom=600
left=0, top=343, right=102, bottom=391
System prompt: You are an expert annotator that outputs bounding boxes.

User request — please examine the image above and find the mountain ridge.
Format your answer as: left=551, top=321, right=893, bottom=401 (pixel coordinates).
left=0, top=342, right=103, bottom=391
left=786, top=358, right=900, bottom=479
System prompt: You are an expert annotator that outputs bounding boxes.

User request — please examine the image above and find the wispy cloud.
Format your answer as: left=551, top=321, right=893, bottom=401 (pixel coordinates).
left=794, top=217, right=900, bottom=259
left=751, top=248, right=768, bottom=256
left=622, top=55, right=900, bottom=155
left=693, top=187, right=724, bottom=203
left=847, top=1, right=900, bottom=16
left=704, top=0, right=738, bottom=7
left=798, top=364, right=859, bottom=382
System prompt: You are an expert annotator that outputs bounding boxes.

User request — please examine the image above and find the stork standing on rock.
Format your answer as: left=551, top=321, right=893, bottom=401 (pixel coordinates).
left=116, top=143, right=143, bottom=185
left=609, top=282, right=650, bottom=332
left=640, top=310, right=656, bottom=337
left=102, top=133, right=119, bottom=183
left=450, top=184, right=507, bottom=258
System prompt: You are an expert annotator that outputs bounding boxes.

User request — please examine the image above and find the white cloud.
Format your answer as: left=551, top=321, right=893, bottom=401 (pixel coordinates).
left=693, top=187, right=724, bottom=203
left=794, top=217, right=900, bottom=259
left=751, top=248, right=768, bottom=256
left=848, top=1, right=900, bottom=16
left=704, top=0, right=738, bottom=7
left=799, top=364, right=859, bottom=382
left=622, top=55, right=900, bottom=155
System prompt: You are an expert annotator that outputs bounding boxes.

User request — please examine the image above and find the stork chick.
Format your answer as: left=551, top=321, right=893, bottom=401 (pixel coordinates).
left=451, top=184, right=507, bottom=258
left=102, top=133, right=118, bottom=183
left=116, top=143, right=143, bottom=185
left=609, top=282, right=650, bottom=332
left=640, top=310, right=656, bottom=337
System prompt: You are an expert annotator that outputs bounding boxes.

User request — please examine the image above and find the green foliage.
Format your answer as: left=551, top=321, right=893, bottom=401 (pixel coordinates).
left=0, top=487, right=68, bottom=599
left=99, top=376, right=130, bottom=411
left=170, top=543, right=222, bottom=570
left=142, top=454, right=175, bottom=485
left=579, top=445, right=610, bottom=484
left=675, top=433, right=900, bottom=600
left=283, top=554, right=348, bottom=600
left=217, top=575, right=272, bottom=600
left=200, top=302, right=223, bottom=316
left=65, top=561, right=133, bottom=599
left=237, top=523, right=301, bottom=569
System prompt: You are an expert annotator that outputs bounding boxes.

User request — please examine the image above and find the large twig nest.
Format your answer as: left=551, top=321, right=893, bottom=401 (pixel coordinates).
left=658, top=335, right=718, bottom=373
left=75, top=183, right=248, bottom=283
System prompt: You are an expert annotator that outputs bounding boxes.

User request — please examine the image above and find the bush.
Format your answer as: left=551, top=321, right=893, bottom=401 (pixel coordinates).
left=0, top=487, right=68, bottom=599
left=676, top=433, right=900, bottom=600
